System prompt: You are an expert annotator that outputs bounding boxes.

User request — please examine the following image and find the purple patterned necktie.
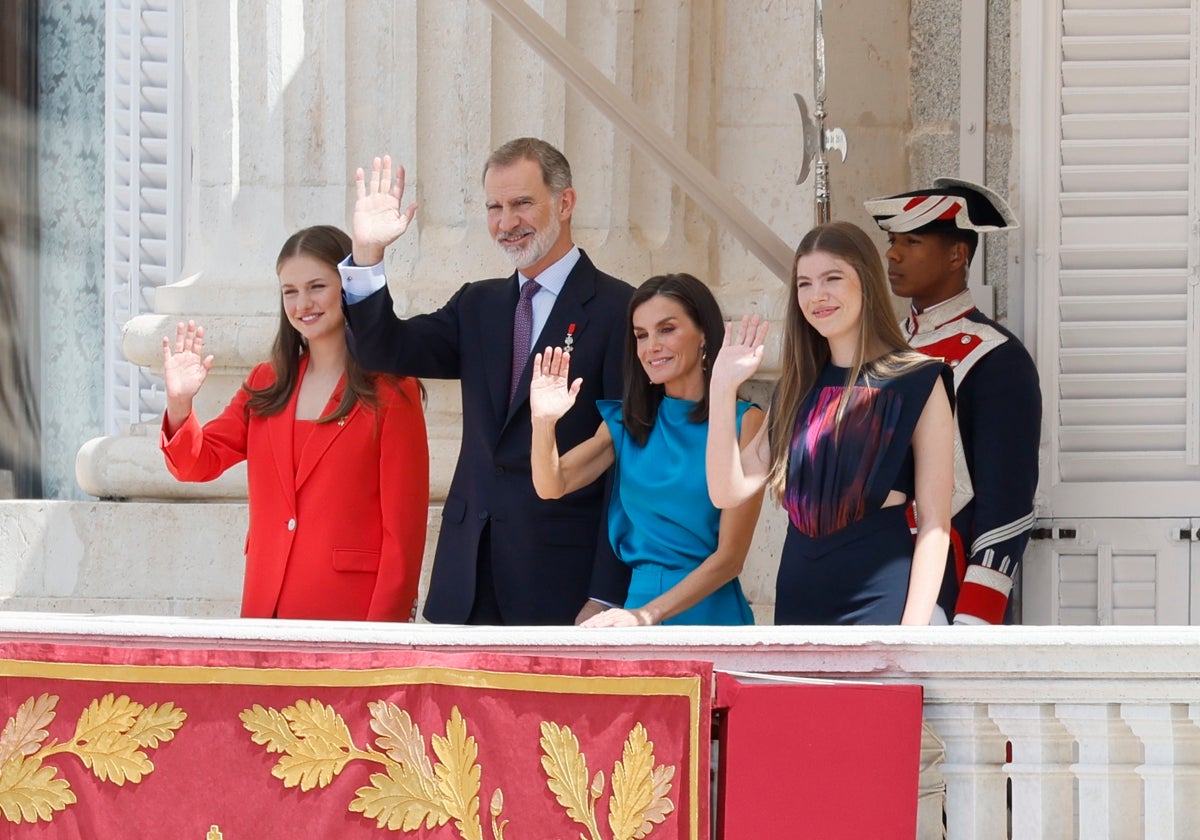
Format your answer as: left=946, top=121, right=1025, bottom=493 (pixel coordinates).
left=510, top=279, right=541, bottom=404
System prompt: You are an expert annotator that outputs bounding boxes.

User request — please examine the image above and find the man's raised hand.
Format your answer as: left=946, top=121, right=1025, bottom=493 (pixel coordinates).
left=351, top=154, right=419, bottom=266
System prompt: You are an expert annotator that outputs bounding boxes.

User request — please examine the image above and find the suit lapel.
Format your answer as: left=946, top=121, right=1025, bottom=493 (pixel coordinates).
left=294, top=373, right=357, bottom=491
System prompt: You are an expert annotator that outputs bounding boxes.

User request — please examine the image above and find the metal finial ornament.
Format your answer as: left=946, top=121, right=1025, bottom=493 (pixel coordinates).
left=796, top=0, right=847, bottom=224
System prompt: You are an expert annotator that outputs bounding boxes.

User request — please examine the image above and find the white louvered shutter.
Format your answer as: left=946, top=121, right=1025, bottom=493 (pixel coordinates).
left=104, top=0, right=182, bottom=435
left=1022, top=519, right=1191, bottom=624
left=1045, top=0, right=1200, bottom=517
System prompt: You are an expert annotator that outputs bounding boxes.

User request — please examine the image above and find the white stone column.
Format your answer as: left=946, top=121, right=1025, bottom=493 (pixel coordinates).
left=925, top=704, right=1008, bottom=840
left=991, top=703, right=1076, bottom=840
left=1124, top=703, right=1200, bottom=839
left=1057, top=703, right=1142, bottom=839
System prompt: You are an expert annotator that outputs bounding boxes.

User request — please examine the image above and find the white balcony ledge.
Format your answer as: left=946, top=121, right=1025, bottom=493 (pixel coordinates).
left=3, top=615, right=1196, bottom=838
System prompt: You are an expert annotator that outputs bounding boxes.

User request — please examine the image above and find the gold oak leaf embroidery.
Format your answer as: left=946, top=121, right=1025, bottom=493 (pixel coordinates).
left=539, top=721, right=603, bottom=840
left=541, top=720, right=676, bottom=840
left=68, top=695, right=153, bottom=784
left=241, top=699, right=355, bottom=792
left=349, top=701, right=450, bottom=831
left=644, top=766, right=676, bottom=833
left=126, top=702, right=187, bottom=749
left=431, top=707, right=483, bottom=840
left=246, top=700, right=498, bottom=840
left=0, top=695, right=57, bottom=763
left=0, top=696, right=71, bottom=824
left=64, top=694, right=186, bottom=786
left=608, top=724, right=675, bottom=840
left=0, top=753, right=75, bottom=823
left=0, top=693, right=185, bottom=825
left=239, top=705, right=299, bottom=755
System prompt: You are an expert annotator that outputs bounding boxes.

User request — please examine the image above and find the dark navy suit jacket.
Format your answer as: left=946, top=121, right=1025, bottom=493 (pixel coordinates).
left=344, top=249, right=634, bottom=624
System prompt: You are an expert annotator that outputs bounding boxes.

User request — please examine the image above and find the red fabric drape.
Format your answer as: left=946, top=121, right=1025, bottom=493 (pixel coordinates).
left=0, top=642, right=710, bottom=840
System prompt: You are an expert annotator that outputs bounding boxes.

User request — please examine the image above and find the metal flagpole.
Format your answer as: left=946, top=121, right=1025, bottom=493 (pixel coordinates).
left=797, top=0, right=847, bottom=224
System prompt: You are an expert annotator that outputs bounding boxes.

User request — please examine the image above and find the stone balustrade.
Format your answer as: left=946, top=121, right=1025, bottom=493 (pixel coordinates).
left=1, top=615, right=1197, bottom=839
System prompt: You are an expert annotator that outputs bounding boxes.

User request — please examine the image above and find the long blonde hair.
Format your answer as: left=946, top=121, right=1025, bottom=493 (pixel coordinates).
left=766, top=221, right=932, bottom=497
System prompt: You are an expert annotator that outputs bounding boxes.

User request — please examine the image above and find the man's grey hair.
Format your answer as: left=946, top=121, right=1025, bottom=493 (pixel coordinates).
left=483, top=137, right=572, bottom=195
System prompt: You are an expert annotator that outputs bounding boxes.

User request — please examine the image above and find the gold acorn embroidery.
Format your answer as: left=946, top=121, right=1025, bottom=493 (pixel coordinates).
left=0, top=693, right=187, bottom=825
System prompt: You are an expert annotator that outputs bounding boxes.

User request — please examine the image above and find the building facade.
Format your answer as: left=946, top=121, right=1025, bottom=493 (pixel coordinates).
left=4, top=0, right=1199, bottom=628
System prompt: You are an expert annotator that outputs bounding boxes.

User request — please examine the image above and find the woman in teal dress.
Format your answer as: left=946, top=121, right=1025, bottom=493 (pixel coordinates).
left=530, top=274, right=765, bottom=626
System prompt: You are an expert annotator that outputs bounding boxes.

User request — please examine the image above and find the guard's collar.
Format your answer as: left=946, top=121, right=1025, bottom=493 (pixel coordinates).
left=905, top=289, right=977, bottom=338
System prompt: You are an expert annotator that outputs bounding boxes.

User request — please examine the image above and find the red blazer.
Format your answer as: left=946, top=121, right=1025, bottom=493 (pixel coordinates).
left=161, top=359, right=429, bottom=620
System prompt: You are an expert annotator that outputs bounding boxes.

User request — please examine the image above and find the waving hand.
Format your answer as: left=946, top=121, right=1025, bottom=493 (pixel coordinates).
left=529, top=347, right=582, bottom=423
left=710, top=315, right=770, bottom=391
left=351, top=154, right=419, bottom=266
left=162, top=320, right=214, bottom=434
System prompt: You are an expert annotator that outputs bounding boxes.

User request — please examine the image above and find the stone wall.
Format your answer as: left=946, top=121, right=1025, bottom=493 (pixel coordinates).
left=0, top=500, right=244, bottom=616
left=907, top=0, right=1016, bottom=316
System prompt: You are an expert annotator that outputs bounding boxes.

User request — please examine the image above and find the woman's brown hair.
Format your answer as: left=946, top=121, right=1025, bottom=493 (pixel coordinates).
left=244, top=225, right=386, bottom=422
left=766, top=221, right=931, bottom=497
left=620, top=273, right=725, bottom=446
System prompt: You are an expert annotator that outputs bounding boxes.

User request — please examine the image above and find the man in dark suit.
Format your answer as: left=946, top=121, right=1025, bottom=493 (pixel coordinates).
left=339, top=138, right=634, bottom=625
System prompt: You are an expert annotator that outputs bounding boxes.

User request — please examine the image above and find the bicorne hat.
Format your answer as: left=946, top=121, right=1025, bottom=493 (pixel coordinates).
left=865, top=177, right=1018, bottom=234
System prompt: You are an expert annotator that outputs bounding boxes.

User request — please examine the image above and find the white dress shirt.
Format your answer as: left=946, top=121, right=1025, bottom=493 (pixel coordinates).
left=338, top=246, right=581, bottom=351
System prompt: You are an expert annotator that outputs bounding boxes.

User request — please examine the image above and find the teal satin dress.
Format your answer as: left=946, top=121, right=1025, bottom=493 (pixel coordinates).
left=599, top=396, right=755, bottom=625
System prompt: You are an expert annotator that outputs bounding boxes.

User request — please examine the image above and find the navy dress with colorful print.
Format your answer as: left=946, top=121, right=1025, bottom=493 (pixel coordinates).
left=598, top=397, right=756, bottom=625
left=776, top=358, right=953, bottom=625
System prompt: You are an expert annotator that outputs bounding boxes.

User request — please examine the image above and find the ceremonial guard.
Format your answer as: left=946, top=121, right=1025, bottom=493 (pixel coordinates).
left=866, top=179, right=1041, bottom=625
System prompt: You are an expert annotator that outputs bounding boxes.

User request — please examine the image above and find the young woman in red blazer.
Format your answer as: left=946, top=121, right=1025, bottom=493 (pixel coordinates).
left=160, top=226, right=429, bottom=621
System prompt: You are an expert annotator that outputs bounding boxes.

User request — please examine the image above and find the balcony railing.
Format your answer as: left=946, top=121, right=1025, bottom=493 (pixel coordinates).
left=1, top=615, right=1197, bottom=839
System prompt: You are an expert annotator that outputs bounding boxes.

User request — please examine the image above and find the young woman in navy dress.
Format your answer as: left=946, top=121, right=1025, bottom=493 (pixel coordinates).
left=706, top=222, right=954, bottom=625
left=530, top=274, right=765, bottom=626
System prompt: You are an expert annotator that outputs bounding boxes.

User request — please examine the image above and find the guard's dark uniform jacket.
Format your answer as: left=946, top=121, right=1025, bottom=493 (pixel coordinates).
left=904, top=290, right=1041, bottom=624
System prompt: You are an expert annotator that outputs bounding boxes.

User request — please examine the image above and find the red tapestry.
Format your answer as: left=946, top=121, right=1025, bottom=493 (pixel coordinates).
left=0, top=642, right=711, bottom=840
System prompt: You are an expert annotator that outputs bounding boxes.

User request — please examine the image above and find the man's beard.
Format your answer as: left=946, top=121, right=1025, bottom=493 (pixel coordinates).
left=495, top=213, right=561, bottom=271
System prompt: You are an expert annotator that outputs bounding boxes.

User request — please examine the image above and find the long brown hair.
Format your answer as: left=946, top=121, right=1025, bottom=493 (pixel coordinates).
left=620, top=273, right=725, bottom=446
left=245, top=225, right=383, bottom=423
left=766, top=221, right=931, bottom=497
